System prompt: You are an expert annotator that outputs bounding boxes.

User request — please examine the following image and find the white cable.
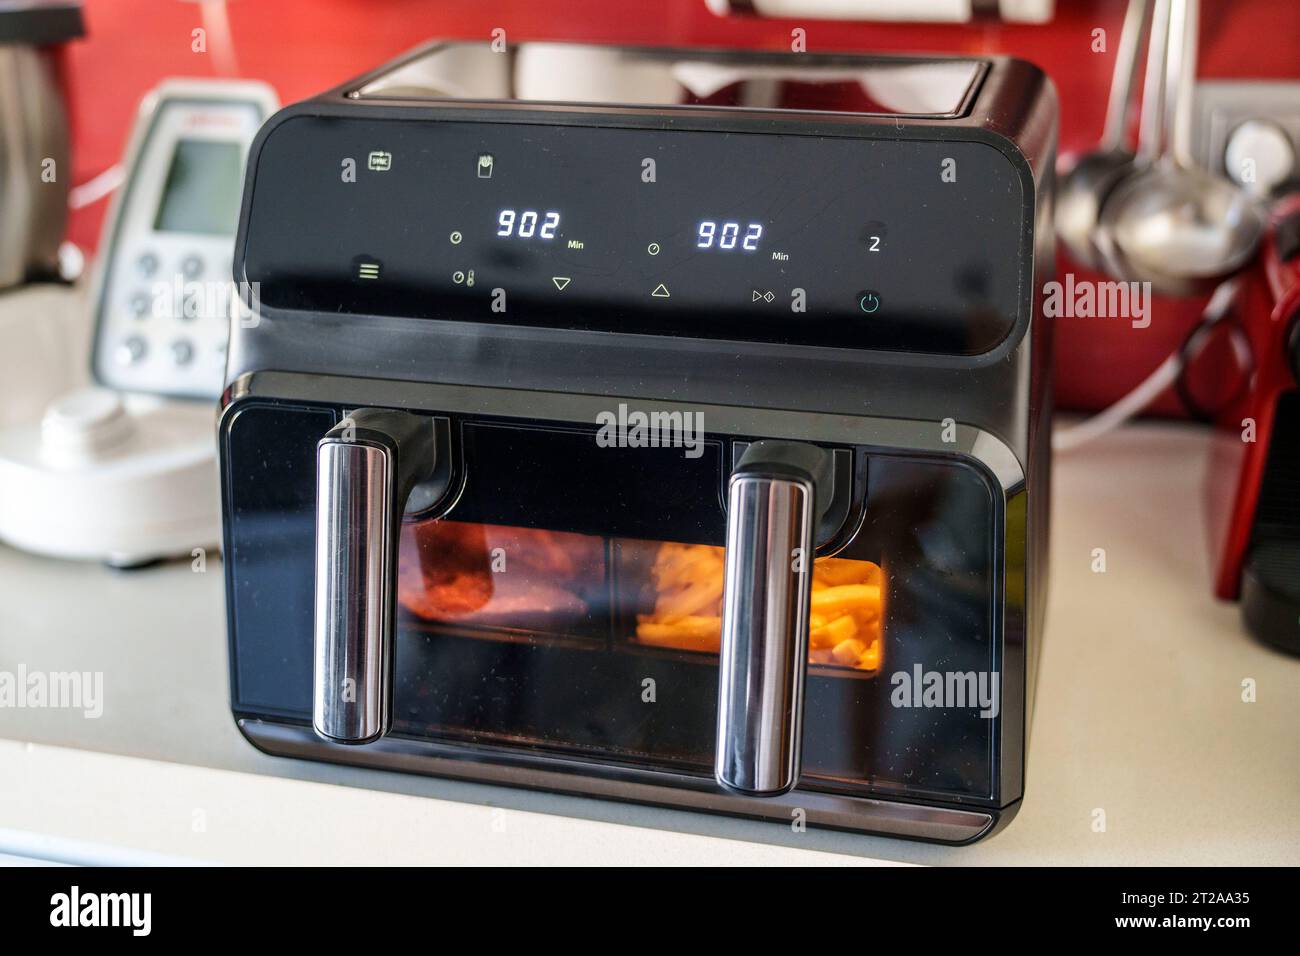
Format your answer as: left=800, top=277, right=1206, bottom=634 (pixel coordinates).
left=67, top=164, right=125, bottom=209
left=1052, top=351, right=1184, bottom=452
left=1052, top=278, right=1239, bottom=453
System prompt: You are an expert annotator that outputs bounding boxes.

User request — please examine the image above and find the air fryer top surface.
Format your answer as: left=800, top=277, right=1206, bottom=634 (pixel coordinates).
left=353, top=41, right=988, bottom=118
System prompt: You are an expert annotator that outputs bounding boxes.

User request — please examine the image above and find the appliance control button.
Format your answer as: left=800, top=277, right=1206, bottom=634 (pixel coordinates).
left=128, top=291, right=151, bottom=318
left=1224, top=119, right=1295, bottom=195
left=171, top=339, right=195, bottom=366
left=40, top=388, right=134, bottom=465
left=115, top=335, right=147, bottom=366
left=181, top=254, right=205, bottom=279
left=858, top=290, right=882, bottom=314
left=136, top=251, right=159, bottom=277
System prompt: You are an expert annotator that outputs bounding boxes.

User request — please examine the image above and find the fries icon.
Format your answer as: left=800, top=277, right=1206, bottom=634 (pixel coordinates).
left=635, top=543, right=883, bottom=671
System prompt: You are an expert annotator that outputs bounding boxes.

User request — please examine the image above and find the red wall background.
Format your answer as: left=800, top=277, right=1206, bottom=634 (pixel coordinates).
left=58, top=0, right=1300, bottom=412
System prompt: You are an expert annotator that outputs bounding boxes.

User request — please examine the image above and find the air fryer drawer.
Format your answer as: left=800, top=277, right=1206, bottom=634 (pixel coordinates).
left=223, top=394, right=1007, bottom=804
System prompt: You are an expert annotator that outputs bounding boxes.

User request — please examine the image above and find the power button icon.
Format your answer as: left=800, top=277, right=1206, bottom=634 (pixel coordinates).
left=858, top=290, right=881, bottom=314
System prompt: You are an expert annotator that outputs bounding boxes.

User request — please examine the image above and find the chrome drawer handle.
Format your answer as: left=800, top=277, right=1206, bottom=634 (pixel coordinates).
left=716, top=441, right=833, bottom=796
left=312, top=409, right=434, bottom=745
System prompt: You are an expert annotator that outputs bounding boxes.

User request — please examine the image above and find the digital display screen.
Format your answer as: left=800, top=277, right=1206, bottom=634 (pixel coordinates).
left=243, top=117, right=1027, bottom=354
left=153, top=139, right=244, bottom=235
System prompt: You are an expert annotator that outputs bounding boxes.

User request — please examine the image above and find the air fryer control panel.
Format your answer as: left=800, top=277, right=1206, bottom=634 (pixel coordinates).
left=243, top=117, right=1028, bottom=354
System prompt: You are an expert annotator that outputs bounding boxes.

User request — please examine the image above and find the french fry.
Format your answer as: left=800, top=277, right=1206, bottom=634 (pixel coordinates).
left=636, top=543, right=884, bottom=671
left=635, top=615, right=721, bottom=639
left=655, top=549, right=723, bottom=590
left=657, top=563, right=717, bottom=592
left=813, top=558, right=872, bottom=587
left=636, top=615, right=721, bottom=651
left=811, top=613, right=857, bottom=649
left=811, top=584, right=881, bottom=617
left=656, top=575, right=725, bottom=621
left=857, top=641, right=881, bottom=670
left=832, top=636, right=868, bottom=664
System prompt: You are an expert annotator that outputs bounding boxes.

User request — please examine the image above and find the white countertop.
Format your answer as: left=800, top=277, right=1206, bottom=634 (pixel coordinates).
left=1, top=419, right=1298, bottom=865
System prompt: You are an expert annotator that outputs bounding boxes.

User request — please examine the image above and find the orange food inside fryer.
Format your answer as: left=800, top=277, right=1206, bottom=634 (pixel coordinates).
left=635, top=544, right=884, bottom=671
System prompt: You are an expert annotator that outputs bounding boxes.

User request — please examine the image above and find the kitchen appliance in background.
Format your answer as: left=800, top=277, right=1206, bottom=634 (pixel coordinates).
left=0, top=78, right=276, bottom=565
left=220, top=41, right=1056, bottom=842
left=0, top=283, right=85, bottom=428
left=1205, top=196, right=1300, bottom=655
left=90, top=79, right=277, bottom=400
left=0, top=0, right=82, bottom=288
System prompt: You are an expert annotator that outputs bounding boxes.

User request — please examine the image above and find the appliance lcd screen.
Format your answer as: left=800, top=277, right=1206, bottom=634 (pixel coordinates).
left=243, top=117, right=1028, bottom=353
left=153, top=139, right=243, bottom=235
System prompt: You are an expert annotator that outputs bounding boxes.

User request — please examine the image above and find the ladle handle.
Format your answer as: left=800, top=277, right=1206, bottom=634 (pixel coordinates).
left=1136, top=0, right=1172, bottom=162
left=1101, top=0, right=1149, bottom=152
left=1167, top=0, right=1199, bottom=169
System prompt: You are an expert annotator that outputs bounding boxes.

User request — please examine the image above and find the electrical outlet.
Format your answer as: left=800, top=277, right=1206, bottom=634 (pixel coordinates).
left=1193, top=81, right=1300, bottom=195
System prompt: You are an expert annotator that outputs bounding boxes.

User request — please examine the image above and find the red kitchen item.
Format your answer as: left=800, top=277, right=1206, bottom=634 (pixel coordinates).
left=1205, top=194, right=1300, bottom=652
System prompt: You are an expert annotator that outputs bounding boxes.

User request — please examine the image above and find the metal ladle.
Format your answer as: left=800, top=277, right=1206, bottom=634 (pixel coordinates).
left=1102, top=0, right=1264, bottom=295
left=1055, top=0, right=1149, bottom=271
left=1092, top=0, right=1172, bottom=279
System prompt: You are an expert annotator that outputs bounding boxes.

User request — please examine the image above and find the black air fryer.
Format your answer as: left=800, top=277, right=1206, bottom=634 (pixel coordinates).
left=220, top=41, right=1057, bottom=843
